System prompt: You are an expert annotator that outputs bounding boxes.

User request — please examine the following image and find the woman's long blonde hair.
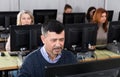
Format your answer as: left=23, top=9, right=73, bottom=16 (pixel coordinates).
left=17, top=10, right=34, bottom=25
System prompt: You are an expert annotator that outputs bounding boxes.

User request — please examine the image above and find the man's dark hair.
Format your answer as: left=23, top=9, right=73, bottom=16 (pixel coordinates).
left=41, top=20, right=64, bottom=35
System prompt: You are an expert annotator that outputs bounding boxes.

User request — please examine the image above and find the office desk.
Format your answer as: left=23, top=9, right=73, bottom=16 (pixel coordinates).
left=0, top=50, right=120, bottom=77
left=80, top=50, right=120, bottom=62
left=0, top=52, right=21, bottom=77
left=1, top=50, right=120, bottom=68
left=0, top=52, right=21, bottom=70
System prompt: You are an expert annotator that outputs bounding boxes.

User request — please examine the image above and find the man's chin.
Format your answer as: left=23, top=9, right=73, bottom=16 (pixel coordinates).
left=54, top=50, right=62, bottom=54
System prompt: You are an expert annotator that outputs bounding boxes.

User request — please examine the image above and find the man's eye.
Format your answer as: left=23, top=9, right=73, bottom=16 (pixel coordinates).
left=60, top=39, right=64, bottom=42
left=51, top=39, right=56, bottom=42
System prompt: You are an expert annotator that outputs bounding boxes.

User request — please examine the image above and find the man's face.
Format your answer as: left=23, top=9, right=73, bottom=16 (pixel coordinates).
left=41, top=31, right=65, bottom=57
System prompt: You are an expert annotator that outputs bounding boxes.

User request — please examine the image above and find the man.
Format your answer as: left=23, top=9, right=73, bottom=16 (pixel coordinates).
left=18, top=20, right=77, bottom=77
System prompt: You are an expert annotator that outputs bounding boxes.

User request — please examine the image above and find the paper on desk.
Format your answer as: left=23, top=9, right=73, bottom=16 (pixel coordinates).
left=95, top=50, right=120, bottom=59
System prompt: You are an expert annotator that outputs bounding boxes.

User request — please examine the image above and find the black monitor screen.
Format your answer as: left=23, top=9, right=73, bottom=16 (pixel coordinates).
left=10, top=24, right=42, bottom=51
left=33, top=9, right=57, bottom=24
left=0, top=15, right=5, bottom=27
left=64, top=23, right=97, bottom=53
left=63, top=13, right=85, bottom=24
left=30, top=27, right=43, bottom=50
left=118, top=12, right=120, bottom=21
left=82, top=26, right=97, bottom=47
left=107, top=10, right=114, bottom=21
left=107, top=21, right=120, bottom=43
left=0, top=11, right=19, bottom=29
left=45, top=58, right=120, bottom=77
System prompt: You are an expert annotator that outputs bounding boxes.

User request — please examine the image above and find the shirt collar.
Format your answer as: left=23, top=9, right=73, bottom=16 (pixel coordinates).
left=40, top=46, right=61, bottom=63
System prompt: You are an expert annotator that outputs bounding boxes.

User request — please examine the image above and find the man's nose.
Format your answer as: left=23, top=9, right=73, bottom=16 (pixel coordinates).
left=56, top=40, right=61, bottom=46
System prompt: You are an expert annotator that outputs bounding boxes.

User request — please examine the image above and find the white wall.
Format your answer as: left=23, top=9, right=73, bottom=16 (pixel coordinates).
left=0, top=0, right=109, bottom=18
left=66, top=0, right=104, bottom=12
left=0, top=0, right=104, bottom=12
left=0, top=0, right=18, bottom=11
left=19, top=0, right=104, bottom=14
left=19, top=0, right=66, bottom=13
left=105, top=0, right=120, bottom=21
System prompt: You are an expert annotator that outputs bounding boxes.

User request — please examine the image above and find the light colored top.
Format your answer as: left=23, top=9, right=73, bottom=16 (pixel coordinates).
left=56, top=14, right=63, bottom=23
left=40, top=46, right=61, bottom=63
left=96, top=24, right=109, bottom=45
left=5, top=36, right=10, bottom=51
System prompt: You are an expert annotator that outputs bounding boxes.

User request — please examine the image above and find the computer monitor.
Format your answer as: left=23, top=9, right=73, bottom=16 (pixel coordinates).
left=30, top=27, right=43, bottom=50
left=0, top=15, right=5, bottom=27
left=107, top=21, right=120, bottom=43
left=33, top=9, right=57, bottom=24
left=107, top=10, right=114, bottom=21
left=0, top=11, right=19, bottom=30
left=64, top=23, right=97, bottom=53
left=10, top=24, right=42, bottom=51
left=63, top=13, right=86, bottom=24
left=45, top=58, right=120, bottom=77
left=118, top=12, right=120, bottom=21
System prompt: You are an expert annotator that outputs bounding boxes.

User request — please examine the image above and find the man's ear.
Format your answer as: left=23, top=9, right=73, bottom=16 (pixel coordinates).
left=41, top=35, right=45, bottom=44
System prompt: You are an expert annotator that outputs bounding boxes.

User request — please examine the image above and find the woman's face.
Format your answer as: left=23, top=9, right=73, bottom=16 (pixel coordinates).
left=64, top=8, right=72, bottom=13
left=21, top=13, right=32, bottom=25
left=100, top=12, right=107, bottom=24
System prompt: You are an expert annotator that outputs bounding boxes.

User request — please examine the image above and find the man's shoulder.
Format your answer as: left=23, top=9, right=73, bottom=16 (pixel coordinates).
left=62, top=49, right=74, bottom=55
left=25, top=48, right=41, bottom=59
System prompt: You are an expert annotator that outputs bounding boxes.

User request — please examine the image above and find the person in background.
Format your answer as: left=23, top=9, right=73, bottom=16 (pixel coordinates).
left=57, top=4, right=72, bottom=23
left=64, top=4, right=73, bottom=13
left=5, top=10, right=34, bottom=51
left=86, top=6, right=96, bottom=23
left=18, top=20, right=77, bottom=77
left=91, top=8, right=119, bottom=77
left=92, top=8, right=109, bottom=45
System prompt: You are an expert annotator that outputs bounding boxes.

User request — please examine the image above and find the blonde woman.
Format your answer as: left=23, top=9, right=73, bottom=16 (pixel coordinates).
left=5, top=10, right=34, bottom=51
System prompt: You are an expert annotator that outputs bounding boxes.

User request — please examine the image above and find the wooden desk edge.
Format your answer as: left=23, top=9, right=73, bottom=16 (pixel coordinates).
left=0, top=65, right=20, bottom=71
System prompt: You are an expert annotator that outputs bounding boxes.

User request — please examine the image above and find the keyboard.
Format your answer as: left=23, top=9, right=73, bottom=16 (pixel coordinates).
left=9, top=51, right=29, bottom=56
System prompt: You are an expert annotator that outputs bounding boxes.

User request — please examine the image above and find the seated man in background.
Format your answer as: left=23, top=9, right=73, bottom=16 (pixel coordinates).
left=18, top=20, right=77, bottom=77
left=57, top=4, right=72, bottom=23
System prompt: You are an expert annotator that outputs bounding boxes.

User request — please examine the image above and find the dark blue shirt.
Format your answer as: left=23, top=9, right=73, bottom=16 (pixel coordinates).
left=18, top=47, right=77, bottom=77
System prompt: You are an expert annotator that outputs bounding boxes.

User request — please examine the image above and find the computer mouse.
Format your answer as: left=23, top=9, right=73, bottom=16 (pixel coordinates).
left=1, top=52, right=5, bottom=56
